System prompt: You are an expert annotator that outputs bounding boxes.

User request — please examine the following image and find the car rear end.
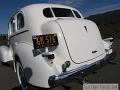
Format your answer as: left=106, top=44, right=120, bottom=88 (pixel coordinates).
left=21, top=4, right=114, bottom=88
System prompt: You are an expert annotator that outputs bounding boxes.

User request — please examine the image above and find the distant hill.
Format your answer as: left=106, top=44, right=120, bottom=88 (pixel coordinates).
left=0, top=34, right=7, bottom=39
left=86, top=10, right=120, bottom=40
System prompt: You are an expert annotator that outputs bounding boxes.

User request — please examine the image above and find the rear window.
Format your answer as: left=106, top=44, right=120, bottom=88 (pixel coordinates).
left=73, top=10, right=81, bottom=18
left=43, top=8, right=53, bottom=18
left=52, top=8, right=74, bottom=17
left=17, top=13, right=24, bottom=30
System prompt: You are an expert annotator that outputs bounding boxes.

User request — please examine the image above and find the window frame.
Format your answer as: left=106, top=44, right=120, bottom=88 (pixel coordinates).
left=43, top=7, right=83, bottom=19
left=17, top=12, right=25, bottom=30
left=43, top=8, right=54, bottom=18
left=73, top=10, right=81, bottom=18
left=51, top=8, right=75, bottom=18
left=9, top=17, right=16, bottom=35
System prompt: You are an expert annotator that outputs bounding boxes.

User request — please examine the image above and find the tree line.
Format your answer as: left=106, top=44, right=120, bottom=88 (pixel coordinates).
left=0, top=34, right=7, bottom=39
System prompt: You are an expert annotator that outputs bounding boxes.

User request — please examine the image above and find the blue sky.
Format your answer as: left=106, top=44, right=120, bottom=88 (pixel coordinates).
left=0, top=0, right=120, bottom=33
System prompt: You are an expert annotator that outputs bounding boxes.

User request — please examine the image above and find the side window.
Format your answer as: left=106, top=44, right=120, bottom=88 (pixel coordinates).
left=17, top=13, right=24, bottom=30
left=73, top=10, right=81, bottom=18
left=10, top=18, right=16, bottom=34
left=43, top=8, right=53, bottom=18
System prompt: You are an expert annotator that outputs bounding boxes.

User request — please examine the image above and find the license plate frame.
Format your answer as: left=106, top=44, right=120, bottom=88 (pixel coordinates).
left=32, top=33, right=58, bottom=49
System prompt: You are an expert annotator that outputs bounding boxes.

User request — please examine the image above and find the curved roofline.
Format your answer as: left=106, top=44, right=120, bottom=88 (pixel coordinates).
left=20, top=3, right=83, bottom=18
left=21, top=3, right=76, bottom=11
left=9, top=3, right=83, bottom=23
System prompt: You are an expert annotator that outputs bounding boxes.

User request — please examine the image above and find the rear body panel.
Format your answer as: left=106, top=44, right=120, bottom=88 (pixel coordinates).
left=56, top=18, right=105, bottom=64
left=41, top=18, right=107, bottom=74
left=0, top=46, right=13, bottom=62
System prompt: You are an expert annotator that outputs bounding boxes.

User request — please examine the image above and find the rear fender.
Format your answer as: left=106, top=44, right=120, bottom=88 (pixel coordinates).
left=0, top=45, right=13, bottom=63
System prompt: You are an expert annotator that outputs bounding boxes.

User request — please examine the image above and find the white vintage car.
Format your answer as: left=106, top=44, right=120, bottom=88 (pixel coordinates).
left=0, top=4, right=114, bottom=90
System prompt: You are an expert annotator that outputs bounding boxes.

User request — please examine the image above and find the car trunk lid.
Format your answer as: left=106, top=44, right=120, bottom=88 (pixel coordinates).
left=56, top=18, right=105, bottom=64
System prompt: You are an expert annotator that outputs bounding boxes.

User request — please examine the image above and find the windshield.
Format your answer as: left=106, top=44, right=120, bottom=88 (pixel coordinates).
left=52, top=8, right=74, bottom=17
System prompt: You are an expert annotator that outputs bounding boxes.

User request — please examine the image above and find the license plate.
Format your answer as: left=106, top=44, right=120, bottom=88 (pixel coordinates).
left=32, top=33, right=59, bottom=49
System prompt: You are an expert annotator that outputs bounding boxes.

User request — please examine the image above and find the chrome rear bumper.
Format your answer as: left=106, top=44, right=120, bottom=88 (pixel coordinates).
left=48, top=52, right=115, bottom=87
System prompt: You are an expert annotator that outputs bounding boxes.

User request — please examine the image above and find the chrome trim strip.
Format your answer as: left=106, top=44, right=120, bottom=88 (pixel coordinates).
left=9, top=30, right=29, bottom=39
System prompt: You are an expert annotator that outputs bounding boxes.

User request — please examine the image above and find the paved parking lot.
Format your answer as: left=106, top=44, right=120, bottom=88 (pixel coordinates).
left=0, top=40, right=120, bottom=90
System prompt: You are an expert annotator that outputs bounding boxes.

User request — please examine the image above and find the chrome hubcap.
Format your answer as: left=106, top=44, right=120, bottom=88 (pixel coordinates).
left=17, top=63, right=27, bottom=90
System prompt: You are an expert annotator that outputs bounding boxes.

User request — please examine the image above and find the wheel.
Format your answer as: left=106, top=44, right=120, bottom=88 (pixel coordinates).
left=16, top=61, right=28, bottom=90
left=16, top=60, right=49, bottom=90
left=16, top=61, right=41, bottom=90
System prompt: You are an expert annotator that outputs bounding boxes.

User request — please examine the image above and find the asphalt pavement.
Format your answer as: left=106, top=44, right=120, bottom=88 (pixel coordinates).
left=0, top=40, right=120, bottom=90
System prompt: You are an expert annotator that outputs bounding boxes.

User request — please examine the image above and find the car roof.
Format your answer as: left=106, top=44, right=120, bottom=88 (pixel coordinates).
left=21, top=3, right=76, bottom=12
